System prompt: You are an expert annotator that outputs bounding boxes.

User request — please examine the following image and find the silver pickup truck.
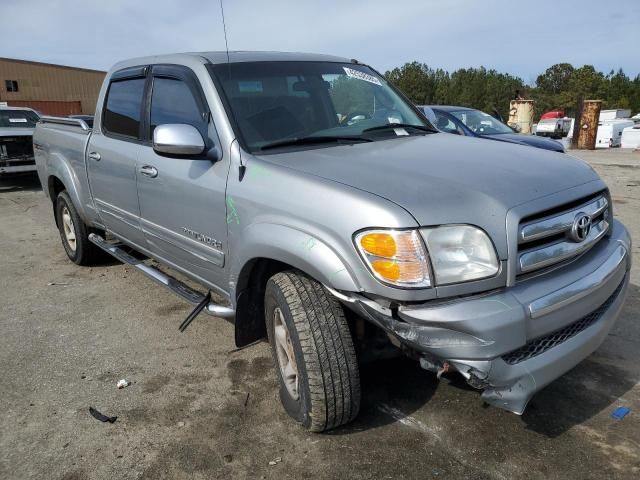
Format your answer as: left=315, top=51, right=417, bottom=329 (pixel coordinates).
left=34, top=51, right=631, bottom=432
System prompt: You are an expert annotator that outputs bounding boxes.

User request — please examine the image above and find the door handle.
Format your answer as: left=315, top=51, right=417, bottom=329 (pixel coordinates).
left=139, top=165, right=158, bottom=178
left=88, top=151, right=101, bottom=161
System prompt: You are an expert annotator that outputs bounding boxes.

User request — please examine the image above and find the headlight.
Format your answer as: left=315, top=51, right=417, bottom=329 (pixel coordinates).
left=421, top=225, right=499, bottom=284
left=354, top=229, right=431, bottom=288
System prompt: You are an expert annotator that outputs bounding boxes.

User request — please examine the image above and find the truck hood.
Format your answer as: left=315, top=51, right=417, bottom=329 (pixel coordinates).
left=257, top=133, right=600, bottom=256
left=480, top=132, right=565, bottom=153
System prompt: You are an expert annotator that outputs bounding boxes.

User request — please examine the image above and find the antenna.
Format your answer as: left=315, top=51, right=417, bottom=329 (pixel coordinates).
left=219, top=0, right=230, bottom=66
left=219, top=0, right=245, bottom=180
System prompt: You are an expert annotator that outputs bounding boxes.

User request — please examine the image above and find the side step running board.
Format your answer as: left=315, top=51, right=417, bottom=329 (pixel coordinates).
left=88, top=234, right=235, bottom=320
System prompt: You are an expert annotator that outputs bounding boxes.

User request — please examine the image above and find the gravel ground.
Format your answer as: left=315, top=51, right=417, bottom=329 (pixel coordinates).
left=1, top=149, right=639, bottom=480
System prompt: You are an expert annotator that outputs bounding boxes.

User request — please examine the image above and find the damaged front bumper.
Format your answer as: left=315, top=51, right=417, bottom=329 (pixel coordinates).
left=330, top=220, right=631, bottom=414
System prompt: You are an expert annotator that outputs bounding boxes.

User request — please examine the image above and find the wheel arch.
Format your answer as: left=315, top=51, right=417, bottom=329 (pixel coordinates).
left=47, top=175, right=67, bottom=227
left=231, top=224, right=361, bottom=347
left=45, top=152, right=93, bottom=226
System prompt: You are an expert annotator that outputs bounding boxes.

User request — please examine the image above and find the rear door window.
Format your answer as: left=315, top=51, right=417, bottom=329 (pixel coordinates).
left=103, top=78, right=146, bottom=139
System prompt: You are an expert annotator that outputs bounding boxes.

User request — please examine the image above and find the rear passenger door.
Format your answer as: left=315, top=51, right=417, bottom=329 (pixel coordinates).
left=87, top=67, right=147, bottom=247
left=136, top=65, right=229, bottom=288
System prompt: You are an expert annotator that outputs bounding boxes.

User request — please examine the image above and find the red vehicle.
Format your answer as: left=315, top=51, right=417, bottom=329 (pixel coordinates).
left=540, top=111, right=565, bottom=120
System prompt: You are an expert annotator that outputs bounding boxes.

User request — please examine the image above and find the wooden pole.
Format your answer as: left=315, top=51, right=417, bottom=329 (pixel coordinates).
left=577, top=100, right=603, bottom=150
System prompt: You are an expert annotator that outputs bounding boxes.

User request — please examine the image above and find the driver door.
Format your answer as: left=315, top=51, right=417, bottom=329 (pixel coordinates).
left=136, top=65, right=229, bottom=288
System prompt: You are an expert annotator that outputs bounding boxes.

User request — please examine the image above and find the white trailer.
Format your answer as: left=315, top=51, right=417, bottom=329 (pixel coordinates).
left=535, top=117, right=572, bottom=139
left=621, top=125, right=640, bottom=149
left=595, top=119, right=635, bottom=148
left=599, top=109, right=631, bottom=121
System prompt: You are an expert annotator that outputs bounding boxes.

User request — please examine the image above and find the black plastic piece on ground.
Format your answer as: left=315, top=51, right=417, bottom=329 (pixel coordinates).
left=179, top=291, right=212, bottom=332
left=89, top=406, right=117, bottom=423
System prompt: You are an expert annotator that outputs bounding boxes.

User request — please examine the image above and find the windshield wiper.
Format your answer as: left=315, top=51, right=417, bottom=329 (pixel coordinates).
left=259, top=135, right=372, bottom=151
left=362, top=123, right=436, bottom=134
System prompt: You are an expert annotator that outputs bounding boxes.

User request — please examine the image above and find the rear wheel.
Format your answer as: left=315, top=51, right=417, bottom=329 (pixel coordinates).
left=265, top=270, right=360, bottom=432
left=55, top=191, right=103, bottom=265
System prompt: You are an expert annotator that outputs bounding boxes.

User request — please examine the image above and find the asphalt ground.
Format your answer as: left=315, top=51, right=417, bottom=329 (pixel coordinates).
left=1, top=149, right=639, bottom=479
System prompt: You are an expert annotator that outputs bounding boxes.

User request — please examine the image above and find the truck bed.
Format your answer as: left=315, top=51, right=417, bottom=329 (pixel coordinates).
left=33, top=116, right=97, bottom=223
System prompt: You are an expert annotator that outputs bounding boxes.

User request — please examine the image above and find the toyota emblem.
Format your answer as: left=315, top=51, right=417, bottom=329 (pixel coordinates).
left=570, top=213, right=592, bottom=242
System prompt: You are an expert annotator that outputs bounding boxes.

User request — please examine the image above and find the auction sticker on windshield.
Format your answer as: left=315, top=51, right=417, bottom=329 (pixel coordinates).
left=9, top=118, right=28, bottom=123
left=343, top=67, right=382, bottom=86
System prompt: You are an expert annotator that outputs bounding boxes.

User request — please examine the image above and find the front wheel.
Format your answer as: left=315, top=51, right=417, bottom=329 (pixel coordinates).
left=265, top=271, right=361, bottom=432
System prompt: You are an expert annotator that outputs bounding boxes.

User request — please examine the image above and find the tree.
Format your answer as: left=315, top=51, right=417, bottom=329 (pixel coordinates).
left=606, top=68, right=632, bottom=109
left=384, top=62, right=440, bottom=105
left=384, top=60, right=639, bottom=122
left=385, top=63, right=524, bottom=120
left=535, top=63, right=574, bottom=94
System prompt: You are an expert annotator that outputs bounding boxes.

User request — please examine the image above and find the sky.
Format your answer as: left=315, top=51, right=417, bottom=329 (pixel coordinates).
left=1, top=0, right=639, bottom=84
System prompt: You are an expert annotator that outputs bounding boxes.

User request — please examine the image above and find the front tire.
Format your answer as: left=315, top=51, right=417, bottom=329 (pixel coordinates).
left=265, top=270, right=361, bottom=432
left=55, top=191, right=102, bottom=266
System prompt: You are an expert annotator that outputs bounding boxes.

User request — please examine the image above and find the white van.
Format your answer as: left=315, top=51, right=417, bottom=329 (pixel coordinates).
left=596, top=119, right=635, bottom=148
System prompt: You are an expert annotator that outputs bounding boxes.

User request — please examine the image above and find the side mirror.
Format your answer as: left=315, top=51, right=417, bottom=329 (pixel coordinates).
left=153, top=124, right=205, bottom=156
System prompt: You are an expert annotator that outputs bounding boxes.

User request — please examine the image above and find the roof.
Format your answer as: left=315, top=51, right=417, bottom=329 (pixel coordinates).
left=110, top=51, right=355, bottom=72
left=0, top=57, right=106, bottom=74
left=198, top=51, right=352, bottom=65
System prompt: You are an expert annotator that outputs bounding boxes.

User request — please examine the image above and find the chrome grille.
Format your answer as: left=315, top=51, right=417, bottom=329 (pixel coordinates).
left=517, top=194, right=609, bottom=275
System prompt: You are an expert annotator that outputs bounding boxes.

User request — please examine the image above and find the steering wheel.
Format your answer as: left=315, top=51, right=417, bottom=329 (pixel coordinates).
left=344, top=111, right=371, bottom=125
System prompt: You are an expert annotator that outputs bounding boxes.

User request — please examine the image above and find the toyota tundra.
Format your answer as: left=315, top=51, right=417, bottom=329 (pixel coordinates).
left=33, top=52, right=631, bottom=432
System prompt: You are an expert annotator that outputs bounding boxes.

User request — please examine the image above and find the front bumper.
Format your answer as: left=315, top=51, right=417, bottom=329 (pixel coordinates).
left=333, top=219, right=631, bottom=414
left=0, top=157, right=36, bottom=175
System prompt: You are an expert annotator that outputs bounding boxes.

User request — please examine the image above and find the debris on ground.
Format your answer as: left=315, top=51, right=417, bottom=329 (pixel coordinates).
left=89, top=407, right=117, bottom=423
left=178, top=421, right=185, bottom=427
left=244, top=392, right=250, bottom=407
left=611, top=406, right=631, bottom=420
left=116, top=379, right=130, bottom=389
left=47, top=282, right=68, bottom=286
left=223, top=454, right=233, bottom=463
left=268, top=457, right=282, bottom=466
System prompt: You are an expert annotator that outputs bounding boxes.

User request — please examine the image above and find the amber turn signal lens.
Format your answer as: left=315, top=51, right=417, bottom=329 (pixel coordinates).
left=371, top=259, right=400, bottom=282
left=360, top=233, right=396, bottom=257
left=354, top=229, right=431, bottom=288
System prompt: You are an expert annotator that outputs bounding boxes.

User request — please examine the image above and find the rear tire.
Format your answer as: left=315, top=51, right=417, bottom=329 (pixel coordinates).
left=55, top=191, right=103, bottom=266
left=265, top=270, right=360, bottom=432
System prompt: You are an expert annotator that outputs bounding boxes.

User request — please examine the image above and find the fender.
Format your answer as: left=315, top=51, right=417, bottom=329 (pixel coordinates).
left=230, top=222, right=361, bottom=305
left=229, top=222, right=363, bottom=347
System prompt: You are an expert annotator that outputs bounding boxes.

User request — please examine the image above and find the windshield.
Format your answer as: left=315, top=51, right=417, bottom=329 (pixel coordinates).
left=210, top=61, right=432, bottom=152
left=450, top=109, right=513, bottom=135
left=0, top=109, right=39, bottom=128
